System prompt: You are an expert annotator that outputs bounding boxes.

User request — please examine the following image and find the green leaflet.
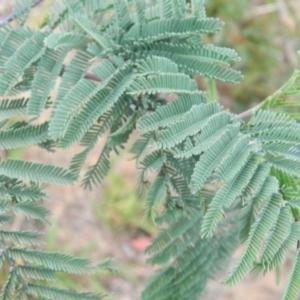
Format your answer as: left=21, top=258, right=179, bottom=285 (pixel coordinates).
left=123, top=17, right=224, bottom=42
left=264, top=142, right=300, bottom=160
left=201, top=157, right=260, bottom=237
left=155, top=102, right=221, bottom=149
left=143, top=210, right=239, bottom=300
left=28, top=48, right=69, bottom=116
left=282, top=249, right=300, bottom=300
left=12, top=202, right=49, bottom=223
left=169, top=53, right=242, bottom=83
left=92, top=59, right=116, bottom=80
left=240, top=164, right=278, bottom=242
left=7, top=248, right=96, bottom=274
left=225, top=193, right=281, bottom=285
left=136, top=56, right=180, bottom=74
left=288, top=199, right=300, bottom=209
left=0, top=252, right=4, bottom=268
left=50, top=78, right=99, bottom=139
left=190, top=124, right=240, bottom=193
left=83, top=112, right=135, bottom=189
left=58, top=67, right=134, bottom=148
left=0, top=270, right=17, bottom=300
left=158, top=0, right=186, bottom=19
left=255, top=124, right=300, bottom=144
left=172, top=113, right=231, bottom=158
left=127, top=73, right=198, bottom=95
left=141, top=151, right=167, bottom=173
left=0, top=28, right=32, bottom=70
left=250, top=110, right=296, bottom=131
left=13, top=0, right=35, bottom=26
left=0, top=31, right=47, bottom=95
left=258, top=206, right=291, bottom=265
left=145, top=176, right=169, bottom=218
left=114, top=0, right=132, bottom=30
left=0, top=174, right=112, bottom=300
left=25, top=284, right=103, bottom=300
left=0, top=98, right=28, bottom=117
left=251, top=176, right=279, bottom=209
left=263, top=222, right=300, bottom=273
left=0, top=230, right=41, bottom=246
left=82, top=144, right=110, bottom=190
left=134, top=0, right=146, bottom=24
left=146, top=207, right=200, bottom=257
left=6, top=65, right=36, bottom=97
left=0, top=122, right=49, bottom=150
left=0, top=215, right=11, bottom=225
left=0, top=159, right=76, bottom=185
left=84, top=0, right=114, bottom=16
left=137, top=93, right=206, bottom=132
left=71, top=13, right=116, bottom=50
left=70, top=99, right=130, bottom=179
left=45, top=32, right=89, bottom=50
left=271, top=169, right=299, bottom=200
left=1, top=0, right=299, bottom=299
left=110, top=112, right=137, bottom=137
left=18, top=265, right=57, bottom=282
left=150, top=42, right=240, bottom=65
left=144, top=4, right=161, bottom=21
left=0, top=199, right=10, bottom=214
left=138, top=150, right=167, bottom=195
left=191, top=0, right=206, bottom=18
left=50, top=59, right=120, bottom=139
left=0, top=181, right=45, bottom=202
left=48, top=0, right=85, bottom=29
left=130, top=132, right=154, bottom=161
left=214, top=136, right=255, bottom=181
left=54, top=51, right=92, bottom=113
left=269, top=157, right=300, bottom=177
left=239, top=175, right=279, bottom=242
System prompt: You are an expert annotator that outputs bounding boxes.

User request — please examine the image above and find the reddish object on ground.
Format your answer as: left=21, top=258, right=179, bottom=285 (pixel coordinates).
left=130, top=237, right=152, bottom=252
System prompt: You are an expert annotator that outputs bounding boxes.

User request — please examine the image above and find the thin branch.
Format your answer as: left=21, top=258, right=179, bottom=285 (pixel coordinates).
left=0, top=0, right=43, bottom=26
left=237, top=69, right=300, bottom=119
left=236, top=101, right=265, bottom=119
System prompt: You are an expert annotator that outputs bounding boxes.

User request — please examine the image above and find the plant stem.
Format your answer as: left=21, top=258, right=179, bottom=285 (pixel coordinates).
left=236, top=101, right=265, bottom=119
left=205, top=78, right=218, bottom=102
left=0, top=0, right=44, bottom=26
left=237, top=69, right=300, bottom=119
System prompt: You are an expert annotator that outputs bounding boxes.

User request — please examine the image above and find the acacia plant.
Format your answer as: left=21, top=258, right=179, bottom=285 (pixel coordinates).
left=0, top=0, right=300, bottom=299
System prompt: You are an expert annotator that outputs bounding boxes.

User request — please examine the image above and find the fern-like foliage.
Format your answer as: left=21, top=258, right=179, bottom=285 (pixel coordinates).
left=0, top=176, right=114, bottom=299
left=0, top=0, right=300, bottom=299
left=135, top=75, right=300, bottom=299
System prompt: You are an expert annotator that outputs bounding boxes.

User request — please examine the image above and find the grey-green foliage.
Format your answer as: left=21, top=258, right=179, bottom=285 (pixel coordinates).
left=0, top=0, right=300, bottom=299
left=0, top=176, right=114, bottom=299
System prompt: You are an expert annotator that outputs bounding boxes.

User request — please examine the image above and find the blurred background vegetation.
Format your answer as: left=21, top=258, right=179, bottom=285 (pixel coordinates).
left=205, top=0, right=300, bottom=113
left=0, top=0, right=300, bottom=299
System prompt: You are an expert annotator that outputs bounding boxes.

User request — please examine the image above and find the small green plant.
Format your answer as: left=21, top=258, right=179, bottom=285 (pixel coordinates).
left=0, top=0, right=300, bottom=299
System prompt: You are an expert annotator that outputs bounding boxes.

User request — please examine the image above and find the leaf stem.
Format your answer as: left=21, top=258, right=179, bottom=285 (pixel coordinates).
left=237, top=69, right=300, bottom=119
left=236, top=101, right=265, bottom=119
left=0, top=0, right=44, bottom=26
